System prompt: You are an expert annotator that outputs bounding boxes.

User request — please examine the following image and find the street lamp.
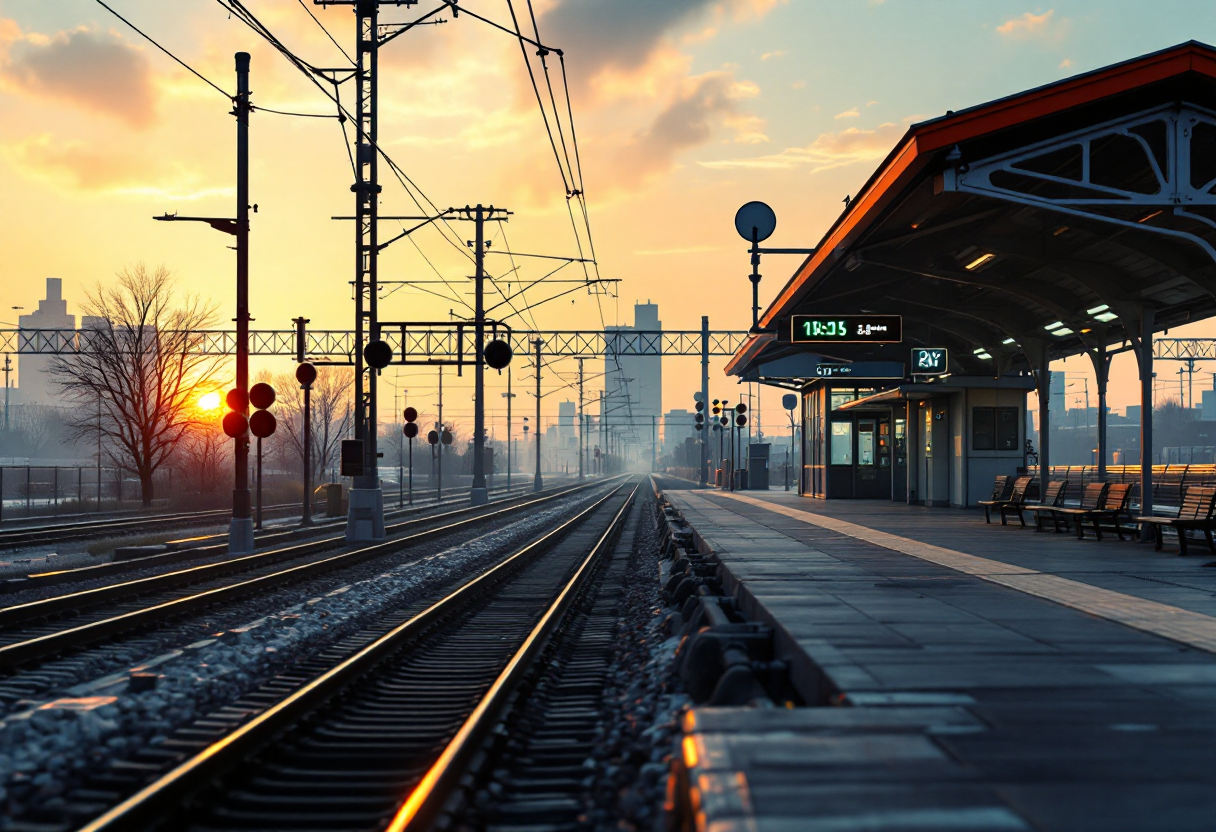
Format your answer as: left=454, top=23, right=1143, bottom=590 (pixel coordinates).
left=155, top=52, right=254, bottom=553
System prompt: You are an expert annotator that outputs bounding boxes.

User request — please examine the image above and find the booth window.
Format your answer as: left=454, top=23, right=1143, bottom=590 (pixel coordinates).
left=973, top=407, right=1019, bottom=450
left=831, top=421, right=853, bottom=465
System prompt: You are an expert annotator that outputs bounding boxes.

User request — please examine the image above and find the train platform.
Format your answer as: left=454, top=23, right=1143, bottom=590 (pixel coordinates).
left=656, top=481, right=1216, bottom=832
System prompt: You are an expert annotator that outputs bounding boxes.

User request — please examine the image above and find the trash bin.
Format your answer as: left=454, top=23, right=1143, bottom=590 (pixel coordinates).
left=734, top=468, right=748, bottom=490
left=325, top=483, right=343, bottom=518
left=747, top=443, right=770, bottom=490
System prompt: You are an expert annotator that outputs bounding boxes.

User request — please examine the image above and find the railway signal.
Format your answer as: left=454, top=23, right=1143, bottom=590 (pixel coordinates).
left=297, top=362, right=318, bottom=526
left=248, top=383, right=277, bottom=530
left=404, top=407, right=418, bottom=505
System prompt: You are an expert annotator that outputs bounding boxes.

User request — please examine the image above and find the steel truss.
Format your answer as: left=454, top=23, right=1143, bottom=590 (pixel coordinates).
left=943, top=103, right=1216, bottom=264
left=0, top=329, right=749, bottom=361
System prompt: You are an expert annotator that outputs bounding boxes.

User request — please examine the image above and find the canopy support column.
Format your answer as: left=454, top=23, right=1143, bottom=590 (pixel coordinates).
left=1088, top=342, right=1110, bottom=480
left=1037, top=351, right=1050, bottom=488
left=1138, top=306, right=1156, bottom=538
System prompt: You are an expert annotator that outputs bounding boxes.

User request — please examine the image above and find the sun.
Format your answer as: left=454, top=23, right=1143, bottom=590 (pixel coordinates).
left=197, top=391, right=222, bottom=412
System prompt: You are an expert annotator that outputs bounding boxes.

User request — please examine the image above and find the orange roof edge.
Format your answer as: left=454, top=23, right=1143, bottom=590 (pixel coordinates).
left=752, top=40, right=1216, bottom=341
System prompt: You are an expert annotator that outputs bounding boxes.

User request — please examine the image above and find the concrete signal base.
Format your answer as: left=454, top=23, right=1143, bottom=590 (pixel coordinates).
left=470, top=487, right=488, bottom=506
left=228, top=517, right=255, bottom=555
left=346, top=487, right=386, bottom=542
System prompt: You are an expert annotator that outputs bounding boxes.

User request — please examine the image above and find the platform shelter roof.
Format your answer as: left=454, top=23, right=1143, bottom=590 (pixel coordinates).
left=727, top=41, right=1216, bottom=382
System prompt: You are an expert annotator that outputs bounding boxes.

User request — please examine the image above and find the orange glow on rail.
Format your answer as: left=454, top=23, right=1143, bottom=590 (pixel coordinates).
left=682, top=735, right=699, bottom=768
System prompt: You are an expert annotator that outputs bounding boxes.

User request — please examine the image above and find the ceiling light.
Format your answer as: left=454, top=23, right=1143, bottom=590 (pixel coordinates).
left=1087, top=304, right=1110, bottom=314
left=1080, top=328, right=1092, bottom=334
left=1052, top=225, right=1070, bottom=236
left=1138, top=210, right=1163, bottom=223
left=976, top=352, right=993, bottom=360
left=964, top=252, right=996, bottom=271
left=1094, top=311, right=1118, bottom=322
left=1001, top=337, right=1016, bottom=345
left=973, top=347, right=987, bottom=355
left=1045, top=321, right=1064, bottom=331
left=1054, top=327, right=1075, bottom=335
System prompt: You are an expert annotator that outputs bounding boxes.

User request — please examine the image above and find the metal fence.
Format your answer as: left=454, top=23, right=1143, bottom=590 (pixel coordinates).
left=0, top=466, right=175, bottom=522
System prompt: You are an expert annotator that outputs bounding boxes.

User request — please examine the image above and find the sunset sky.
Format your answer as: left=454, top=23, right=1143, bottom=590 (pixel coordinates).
left=3, top=1, right=1216, bottom=436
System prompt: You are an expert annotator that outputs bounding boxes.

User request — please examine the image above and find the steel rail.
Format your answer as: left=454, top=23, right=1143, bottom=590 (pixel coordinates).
left=5, top=480, right=540, bottom=593
left=390, top=481, right=638, bottom=831
left=0, top=499, right=316, bottom=549
left=72, top=479, right=637, bottom=832
left=0, top=477, right=624, bottom=668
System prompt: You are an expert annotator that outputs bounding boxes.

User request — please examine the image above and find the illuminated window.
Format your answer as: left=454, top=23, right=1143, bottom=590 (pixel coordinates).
left=831, top=421, right=853, bottom=465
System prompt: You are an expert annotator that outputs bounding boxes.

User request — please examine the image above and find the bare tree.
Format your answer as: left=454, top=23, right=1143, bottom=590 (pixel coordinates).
left=4, top=405, right=66, bottom=460
left=177, top=419, right=231, bottom=497
left=270, top=366, right=354, bottom=483
left=51, top=264, right=219, bottom=506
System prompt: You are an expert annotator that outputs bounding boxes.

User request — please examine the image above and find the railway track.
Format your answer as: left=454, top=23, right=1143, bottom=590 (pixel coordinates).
left=0, top=477, right=620, bottom=670
left=3, top=480, right=547, bottom=593
left=0, top=479, right=542, bottom=552
left=66, top=477, right=640, bottom=832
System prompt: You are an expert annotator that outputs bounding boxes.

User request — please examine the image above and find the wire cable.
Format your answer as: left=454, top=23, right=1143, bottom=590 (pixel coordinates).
left=297, top=0, right=356, bottom=65
left=94, top=0, right=231, bottom=99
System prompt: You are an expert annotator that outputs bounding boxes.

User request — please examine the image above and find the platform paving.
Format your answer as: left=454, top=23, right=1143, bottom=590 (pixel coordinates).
left=657, top=480, right=1216, bottom=832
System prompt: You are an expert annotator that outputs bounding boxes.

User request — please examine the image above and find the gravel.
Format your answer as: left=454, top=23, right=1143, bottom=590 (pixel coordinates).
left=584, top=487, right=689, bottom=832
left=0, top=489, right=609, bottom=825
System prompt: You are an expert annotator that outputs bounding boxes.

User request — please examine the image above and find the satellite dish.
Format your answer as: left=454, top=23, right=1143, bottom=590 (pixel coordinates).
left=734, top=201, right=776, bottom=243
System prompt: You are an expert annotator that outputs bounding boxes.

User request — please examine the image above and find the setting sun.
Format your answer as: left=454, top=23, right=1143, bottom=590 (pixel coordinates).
left=197, top=391, right=222, bottom=412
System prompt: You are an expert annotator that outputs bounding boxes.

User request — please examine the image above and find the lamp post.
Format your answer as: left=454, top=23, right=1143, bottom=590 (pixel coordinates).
left=533, top=338, right=544, bottom=492
left=155, top=52, right=253, bottom=553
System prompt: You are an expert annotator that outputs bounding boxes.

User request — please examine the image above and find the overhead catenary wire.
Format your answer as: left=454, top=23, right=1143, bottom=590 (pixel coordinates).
left=93, top=0, right=232, bottom=99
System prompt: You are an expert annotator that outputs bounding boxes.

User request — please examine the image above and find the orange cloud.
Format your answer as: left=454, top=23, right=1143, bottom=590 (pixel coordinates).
left=699, top=120, right=905, bottom=171
left=995, top=10, right=1067, bottom=41
left=4, top=134, right=224, bottom=199
left=0, top=21, right=156, bottom=128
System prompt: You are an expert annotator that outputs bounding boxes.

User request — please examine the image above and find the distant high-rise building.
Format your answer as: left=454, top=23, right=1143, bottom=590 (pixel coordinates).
left=18, top=278, right=75, bottom=406
left=604, top=302, right=662, bottom=461
left=663, top=408, right=695, bottom=456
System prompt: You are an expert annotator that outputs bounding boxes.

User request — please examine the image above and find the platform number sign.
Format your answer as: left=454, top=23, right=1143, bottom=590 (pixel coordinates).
left=911, top=348, right=948, bottom=375
left=791, top=315, right=902, bottom=344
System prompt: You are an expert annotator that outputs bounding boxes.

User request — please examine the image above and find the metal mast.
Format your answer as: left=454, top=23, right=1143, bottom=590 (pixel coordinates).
left=347, top=0, right=384, bottom=541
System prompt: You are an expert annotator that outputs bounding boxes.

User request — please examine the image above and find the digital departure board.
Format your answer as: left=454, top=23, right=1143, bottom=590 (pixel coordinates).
left=790, top=315, right=902, bottom=344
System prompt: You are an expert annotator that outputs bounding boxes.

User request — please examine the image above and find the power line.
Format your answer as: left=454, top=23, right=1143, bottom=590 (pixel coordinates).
left=93, top=0, right=231, bottom=99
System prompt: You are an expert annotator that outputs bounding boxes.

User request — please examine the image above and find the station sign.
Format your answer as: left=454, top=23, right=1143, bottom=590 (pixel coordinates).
left=814, top=362, right=905, bottom=379
left=791, top=314, right=902, bottom=344
left=911, top=347, right=948, bottom=375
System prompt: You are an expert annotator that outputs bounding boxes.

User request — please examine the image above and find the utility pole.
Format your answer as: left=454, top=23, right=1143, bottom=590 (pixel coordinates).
left=454, top=204, right=510, bottom=505
left=2, top=355, right=10, bottom=432
left=651, top=414, right=657, bottom=472
left=599, top=389, right=606, bottom=474
left=573, top=357, right=583, bottom=481
left=502, top=372, right=514, bottom=491
left=437, top=365, right=444, bottom=501
left=700, top=316, right=709, bottom=487
left=534, top=338, right=544, bottom=492
left=343, top=0, right=385, bottom=542
left=230, top=52, right=254, bottom=553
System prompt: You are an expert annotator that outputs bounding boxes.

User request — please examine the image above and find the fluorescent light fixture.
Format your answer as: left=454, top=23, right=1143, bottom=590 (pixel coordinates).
left=1002, top=337, right=1016, bottom=345
left=976, top=352, right=993, bottom=360
left=973, top=347, right=987, bottom=355
left=1045, top=321, right=1064, bottom=331
left=1087, top=304, right=1110, bottom=314
left=1053, top=327, right=1075, bottom=335
left=1094, top=311, right=1118, bottom=322
left=964, top=252, right=995, bottom=271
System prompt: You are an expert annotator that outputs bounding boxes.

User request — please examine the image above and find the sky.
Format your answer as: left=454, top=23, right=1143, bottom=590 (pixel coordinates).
left=3, top=0, right=1216, bottom=440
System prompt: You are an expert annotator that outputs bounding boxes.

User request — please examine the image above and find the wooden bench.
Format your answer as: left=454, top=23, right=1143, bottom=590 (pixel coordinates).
left=1045, top=482, right=1108, bottom=536
left=1020, top=480, right=1070, bottom=532
left=1135, top=485, right=1216, bottom=555
left=978, top=476, right=1033, bottom=526
left=1056, top=482, right=1133, bottom=541
left=978, top=475, right=1016, bottom=524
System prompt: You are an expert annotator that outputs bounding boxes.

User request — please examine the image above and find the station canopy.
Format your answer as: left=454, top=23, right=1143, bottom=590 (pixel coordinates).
left=727, top=41, right=1216, bottom=384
